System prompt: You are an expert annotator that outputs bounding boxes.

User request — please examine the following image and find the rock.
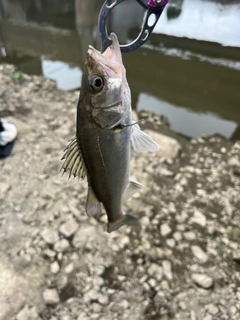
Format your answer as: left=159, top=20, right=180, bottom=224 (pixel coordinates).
left=206, top=303, right=219, bottom=315
left=183, top=231, right=195, bottom=241
left=91, top=303, right=102, bottom=313
left=50, top=261, right=60, bottom=274
left=148, top=278, right=157, bottom=288
left=16, top=305, right=40, bottom=320
left=191, top=273, right=213, bottom=289
left=148, top=263, right=163, bottom=281
left=0, top=183, right=11, bottom=199
left=160, top=280, right=170, bottom=290
left=176, top=211, right=188, bottom=223
left=162, top=260, right=173, bottom=281
left=191, top=246, right=208, bottom=263
left=202, top=315, right=212, bottom=320
left=60, top=316, right=71, bottom=320
left=44, top=249, right=56, bottom=259
left=98, top=294, right=109, bottom=305
left=228, top=157, right=240, bottom=167
left=40, top=228, right=59, bottom=245
left=43, top=288, right=60, bottom=305
left=59, top=218, right=79, bottom=238
left=160, top=223, right=172, bottom=237
left=119, top=300, right=130, bottom=308
left=190, top=210, right=206, bottom=227
left=190, top=310, right=197, bottom=320
left=64, top=262, right=74, bottom=274
left=144, top=130, right=181, bottom=159
left=166, top=239, right=175, bottom=248
left=173, top=231, right=182, bottom=242
left=54, top=239, right=70, bottom=252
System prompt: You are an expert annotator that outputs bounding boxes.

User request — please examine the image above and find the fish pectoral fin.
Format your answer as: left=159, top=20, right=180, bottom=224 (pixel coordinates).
left=86, top=186, right=102, bottom=217
left=131, top=123, right=159, bottom=153
left=60, top=137, right=86, bottom=180
left=107, top=212, right=139, bottom=233
left=123, top=179, right=144, bottom=201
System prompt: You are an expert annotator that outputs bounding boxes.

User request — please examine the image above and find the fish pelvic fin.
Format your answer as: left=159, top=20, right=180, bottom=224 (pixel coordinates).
left=131, top=123, right=159, bottom=153
left=123, top=179, right=144, bottom=201
left=86, top=186, right=102, bottom=217
left=107, top=212, right=139, bottom=233
left=60, top=137, right=86, bottom=180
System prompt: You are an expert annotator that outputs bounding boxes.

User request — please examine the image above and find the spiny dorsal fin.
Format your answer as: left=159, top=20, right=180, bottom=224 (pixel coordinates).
left=86, top=186, right=101, bottom=217
left=123, top=179, right=144, bottom=201
left=61, top=138, right=86, bottom=180
left=131, top=123, right=159, bottom=153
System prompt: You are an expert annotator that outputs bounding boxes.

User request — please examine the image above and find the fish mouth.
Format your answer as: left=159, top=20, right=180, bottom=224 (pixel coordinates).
left=87, top=33, right=123, bottom=74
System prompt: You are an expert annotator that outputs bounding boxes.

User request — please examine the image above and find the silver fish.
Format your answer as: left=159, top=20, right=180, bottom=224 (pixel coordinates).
left=61, top=33, right=158, bottom=233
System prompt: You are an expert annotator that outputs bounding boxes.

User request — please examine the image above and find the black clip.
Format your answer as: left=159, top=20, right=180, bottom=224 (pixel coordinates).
left=98, top=0, right=169, bottom=53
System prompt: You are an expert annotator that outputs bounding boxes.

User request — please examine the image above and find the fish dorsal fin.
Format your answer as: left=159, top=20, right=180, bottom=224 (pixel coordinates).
left=61, top=138, right=86, bottom=180
left=123, top=179, right=144, bottom=201
left=131, top=123, right=159, bottom=153
left=86, top=186, right=101, bottom=217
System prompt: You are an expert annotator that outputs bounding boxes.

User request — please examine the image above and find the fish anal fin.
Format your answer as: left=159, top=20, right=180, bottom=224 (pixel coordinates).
left=123, top=179, right=144, bottom=201
left=86, top=186, right=102, bottom=217
left=107, top=212, right=139, bottom=233
left=131, top=123, right=159, bottom=153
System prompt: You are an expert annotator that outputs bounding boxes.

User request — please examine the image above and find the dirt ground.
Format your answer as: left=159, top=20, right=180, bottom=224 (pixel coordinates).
left=0, top=64, right=240, bottom=320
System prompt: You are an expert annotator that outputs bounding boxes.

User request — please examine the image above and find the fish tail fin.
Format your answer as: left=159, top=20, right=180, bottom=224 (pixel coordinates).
left=107, top=212, right=139, bottom=233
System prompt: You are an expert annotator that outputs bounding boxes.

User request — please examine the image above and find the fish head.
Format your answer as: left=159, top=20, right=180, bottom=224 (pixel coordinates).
left=81, top=33, right=131, bottom=129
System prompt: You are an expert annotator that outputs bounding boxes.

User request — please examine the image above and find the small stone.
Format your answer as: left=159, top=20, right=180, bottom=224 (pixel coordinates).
left=119, top=300, right=130, bottom=308
left=43, top=288, right=60, bottom=305
left=166, top=239, right=175, bottom=248
left=228, top=157, right=240, bottom=167
left=148, top=278, right=157, bottom=288
left=84, top=289, right=99, bottom=302
left=65, top=262, right=74, bottom=274
left=148, top=263, right=163, bottom=281
left=59, top=218, right=79, bottom=238
left=40, top=228, right=59, bottom=245
left=176, top=211, right=188, bottom=223
left=192, top=273, right=213, bottom=289
left=120, top=236, right=130, bottom=246
left=190, top=310, right=197, bottom=320
left=91, top=303, right=102, bottom=313
left=162, top=260, right=173, bottom=281
left=61, top=316, right=71, bottom=320
left=191, top=245, right=208, bottom=263
left=45, top=249, right=56, bottom=259
left=179, top=301, right=186, bottom=310
left=16, top=305, right=40, bottom=320
left=51, top=261, right=60, bottom=274
left=54, top=239, right=70, bottom=252
left=160, top=280, right=170, bottom=290
left=140, top=216, right=150, bottom=226
left=160, top=223, right=172, bottom=237
left=206, top=303, right=219, bottom=315
left=98, top=295, right=109, bottom=305
left=173, top=231, right=182, bottom=242
left=190, top=210, right=206, bottom=227
left=202, top=315, right=212, bottom=320
left=184, top=231, right=195, bottom=241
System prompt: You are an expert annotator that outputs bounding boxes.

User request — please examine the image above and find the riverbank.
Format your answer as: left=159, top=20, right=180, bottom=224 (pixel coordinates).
left=0, top=64, right=240, bottom=320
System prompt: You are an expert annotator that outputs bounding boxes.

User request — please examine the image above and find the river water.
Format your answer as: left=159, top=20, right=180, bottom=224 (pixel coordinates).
left=0, top=0, right=240, bottom=140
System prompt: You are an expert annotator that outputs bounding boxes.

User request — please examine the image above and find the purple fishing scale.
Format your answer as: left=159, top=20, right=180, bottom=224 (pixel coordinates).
left=98, top=0, right=169, bottom=53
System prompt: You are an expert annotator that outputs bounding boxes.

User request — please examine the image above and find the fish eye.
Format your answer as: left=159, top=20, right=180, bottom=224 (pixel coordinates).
left=89, top=75, right=104, bottom=92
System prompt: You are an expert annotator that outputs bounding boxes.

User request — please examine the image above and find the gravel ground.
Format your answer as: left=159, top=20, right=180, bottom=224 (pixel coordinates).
left=0, top=64, right=240, bottom=320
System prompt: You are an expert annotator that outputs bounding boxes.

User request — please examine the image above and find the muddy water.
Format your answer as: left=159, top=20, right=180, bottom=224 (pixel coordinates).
left=0, top=0, right=240, bottom=140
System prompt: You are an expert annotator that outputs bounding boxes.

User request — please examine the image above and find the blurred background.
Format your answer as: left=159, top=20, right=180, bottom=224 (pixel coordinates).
left=0, top=0, right=240, bottom=140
